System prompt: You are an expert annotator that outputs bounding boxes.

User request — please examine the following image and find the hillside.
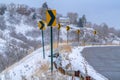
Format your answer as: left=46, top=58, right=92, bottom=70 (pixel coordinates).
left=0, top=45, right=109, bottom=80
left=0, top=3, right=120, bottom=73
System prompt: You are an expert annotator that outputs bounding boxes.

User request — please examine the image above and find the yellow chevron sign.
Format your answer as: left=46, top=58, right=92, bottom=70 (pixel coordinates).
left=66, top=26, right=70, bottom=31
left=76, top=29, right=80, bottom=34
left=38, top=21, right=45, bottom=30
left=57, top=23, right=61, bottom=30
left=93, top=30, right=97, bottom=35
left=46, top=10, right=56, bottom=26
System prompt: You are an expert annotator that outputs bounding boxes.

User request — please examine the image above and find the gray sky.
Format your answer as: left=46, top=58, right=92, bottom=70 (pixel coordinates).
left=0, top=0, right=120, bottom=29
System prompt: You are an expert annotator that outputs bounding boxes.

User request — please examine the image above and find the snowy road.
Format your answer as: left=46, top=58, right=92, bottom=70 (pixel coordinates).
left=82, top=46, right=120, bottom=80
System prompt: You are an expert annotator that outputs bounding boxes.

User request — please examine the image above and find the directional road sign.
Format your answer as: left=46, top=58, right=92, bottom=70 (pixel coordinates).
left=58, top=23, right=61, bottom=30
left=93, top=30, right=97, bottom=35
left=66, top=26, right=70, bottom=31
left=46, top=10, right=56, bottom=26
left=76, top=29, right=80, bottom=34
left=38, top=21, right=45, bottom=30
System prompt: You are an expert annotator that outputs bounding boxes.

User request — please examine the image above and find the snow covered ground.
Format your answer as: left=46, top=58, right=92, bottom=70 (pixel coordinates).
left=0, top=45, right=109, bottom=80
left=0, top=38, right=6, bottom=54
left=67, top=47, right=108, bottom=80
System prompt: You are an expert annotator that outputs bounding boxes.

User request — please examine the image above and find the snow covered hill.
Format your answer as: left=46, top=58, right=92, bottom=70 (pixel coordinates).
left=0, top=45, right=109, bottom=80
left=0, top=38, right=6, bottom=54
left=0, top=3, right=120, bottom=76
left=0, top=9, right=45, bottom=72
left=1, top=12, right=120, bottom=73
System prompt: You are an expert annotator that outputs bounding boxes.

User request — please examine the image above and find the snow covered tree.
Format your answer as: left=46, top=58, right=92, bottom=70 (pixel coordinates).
left=78, top=14, right=87, bottom=27
left=42, top=2, right=48, bottom=9
left=0, top=16, right=6, bottom=30
left=8, top=3, right=16, bottom=16
left=0, top=4, right=7, bottom=15
left=67, top=12, right=78, bottom=24
left=16, top=4, right=31, bottom=16
left=101, top=23, right=109, bottom=37
left=40, top=2, right=49, bottom=21
left=0, top=54, right=6, bottom=72
left=78, top=18, right=83, bottom=27
left=116, top=30, right=120, bottom=38
left=82, top=14, right=87, bottom=26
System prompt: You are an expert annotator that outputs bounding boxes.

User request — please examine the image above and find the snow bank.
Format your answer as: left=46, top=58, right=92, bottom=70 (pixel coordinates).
left=0, top=48, right=50, bottom=80
left=68, top=47, right=108, bottom=80
left=0, top=45, right=109, bottom=80
left=0, top=38, right=6, bottom=53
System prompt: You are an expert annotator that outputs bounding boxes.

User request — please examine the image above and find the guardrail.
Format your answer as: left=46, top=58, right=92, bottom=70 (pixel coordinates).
left=54, top=61, right=95, bottom=80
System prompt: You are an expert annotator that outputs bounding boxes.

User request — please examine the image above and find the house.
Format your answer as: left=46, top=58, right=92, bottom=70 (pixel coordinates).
left=59, top=17, right=70, bottom=26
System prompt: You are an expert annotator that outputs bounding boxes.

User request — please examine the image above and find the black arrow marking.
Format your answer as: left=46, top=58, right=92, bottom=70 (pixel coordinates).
left=58, top=23, right=61, bottom=30
left=39, top=21, right=45, bottom=30
left=77, top=30, right=80, bottom=34
left=48, top=10, right=55, bottom=26
left=66, top=26, right=70, bottom=31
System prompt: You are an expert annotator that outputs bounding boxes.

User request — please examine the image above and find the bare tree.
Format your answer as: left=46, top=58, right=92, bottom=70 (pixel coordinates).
left=0, top=4, right=7, bottom=15
left=0, top=54, right=6, bottom=72
left=40, top=2, right=49, bottom=21
left=78, top=14, right=87, bottom=27
left=67, top=12, right=78, bottom=24
left=16, top=4, right=31, bottom=16
left=0, top=16, right=6, bottom=30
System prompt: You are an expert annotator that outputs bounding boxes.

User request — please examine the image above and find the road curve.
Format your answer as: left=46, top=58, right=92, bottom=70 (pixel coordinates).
left=81, top=46, right=120, bottom=80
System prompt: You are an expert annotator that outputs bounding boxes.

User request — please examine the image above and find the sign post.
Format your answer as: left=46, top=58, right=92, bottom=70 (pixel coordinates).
left=66, top=26, right=70, bottom=44
left=93, top=30, right=97, bottom=42
left=42, top=30, right=45, bottom=58
left=93, top=30, right=97, bottom=35
left=76, top=29, right=80, bottom=44
left=38, top=21, right=45, bottom=59
left=46, top=10, right=56, bottom=72
left=57, top=23, right=61, bottom=47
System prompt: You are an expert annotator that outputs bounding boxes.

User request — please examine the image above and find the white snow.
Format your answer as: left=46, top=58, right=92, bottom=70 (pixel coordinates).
left=26, top=36, right=42, bottom=41
left=0, top=21, right=112, bottom=80
left=60, top=27, right=67, bottom=40
left=0, top=45, right=109, bottom=80
left=0, top=47, right=50, bottom=80
left=15, top=22, right=34, bottom=35
left=0, top=38, right=6, bottom=53
left=68, top=24, right=79, bottom=29
left=68, top=47, right=108, bottom=80
left=112, top=40, right=120, bottom=45
left=0, top=38, right=6, bottom=44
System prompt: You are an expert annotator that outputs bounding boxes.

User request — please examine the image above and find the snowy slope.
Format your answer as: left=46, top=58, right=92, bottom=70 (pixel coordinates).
left=15, top=22, right=34, bottom=35
left=0, top=45, right=108, bottom=80
left=0, top=47, right=50, bottom=80
left=67, top=47, right=108, bottom=80
left=0, top=38, right=6, bottom=54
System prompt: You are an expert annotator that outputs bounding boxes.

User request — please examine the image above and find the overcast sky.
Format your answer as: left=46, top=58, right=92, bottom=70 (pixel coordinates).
left=0, top=0, right=120, bottom=29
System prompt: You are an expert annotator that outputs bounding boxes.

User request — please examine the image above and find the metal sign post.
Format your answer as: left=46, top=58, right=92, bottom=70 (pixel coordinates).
left=76, top=29, right=80, bottom=44
left=67, top=31, right=69, bottom=44
left=50, top=26, right=53, bottom=72
left=57, top=29, right=60, bottom=47
left=42, top=30, right=45, bottom=59
left=66, top=26, right=70, bottom=44
left=57, top=23, right=61, bottom=47
left=38, top=21, right=45, bottom=59
left=93, top=30, right=97, bottom=42
left=78, top=33, right=80, bottom=44
left=46, top=10, right=56, bottom=73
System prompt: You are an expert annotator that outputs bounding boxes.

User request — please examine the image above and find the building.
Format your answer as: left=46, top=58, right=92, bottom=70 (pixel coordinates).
left=59, top=17, right=70, bottom=26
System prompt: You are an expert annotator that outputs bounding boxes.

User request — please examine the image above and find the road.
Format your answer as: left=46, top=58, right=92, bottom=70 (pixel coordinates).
left=81, top=46, right=120, bottom=80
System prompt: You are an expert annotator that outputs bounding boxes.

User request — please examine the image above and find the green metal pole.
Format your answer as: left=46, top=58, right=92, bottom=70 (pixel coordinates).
left=67, top=31, right=68, bottom=44
left=50, top=26, right=53, bottom=72
left=78, top=33, right=79, bottom=44
left=57, top=30, right=60, bottom=48
left=42, top=30, right=45, bottom=59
